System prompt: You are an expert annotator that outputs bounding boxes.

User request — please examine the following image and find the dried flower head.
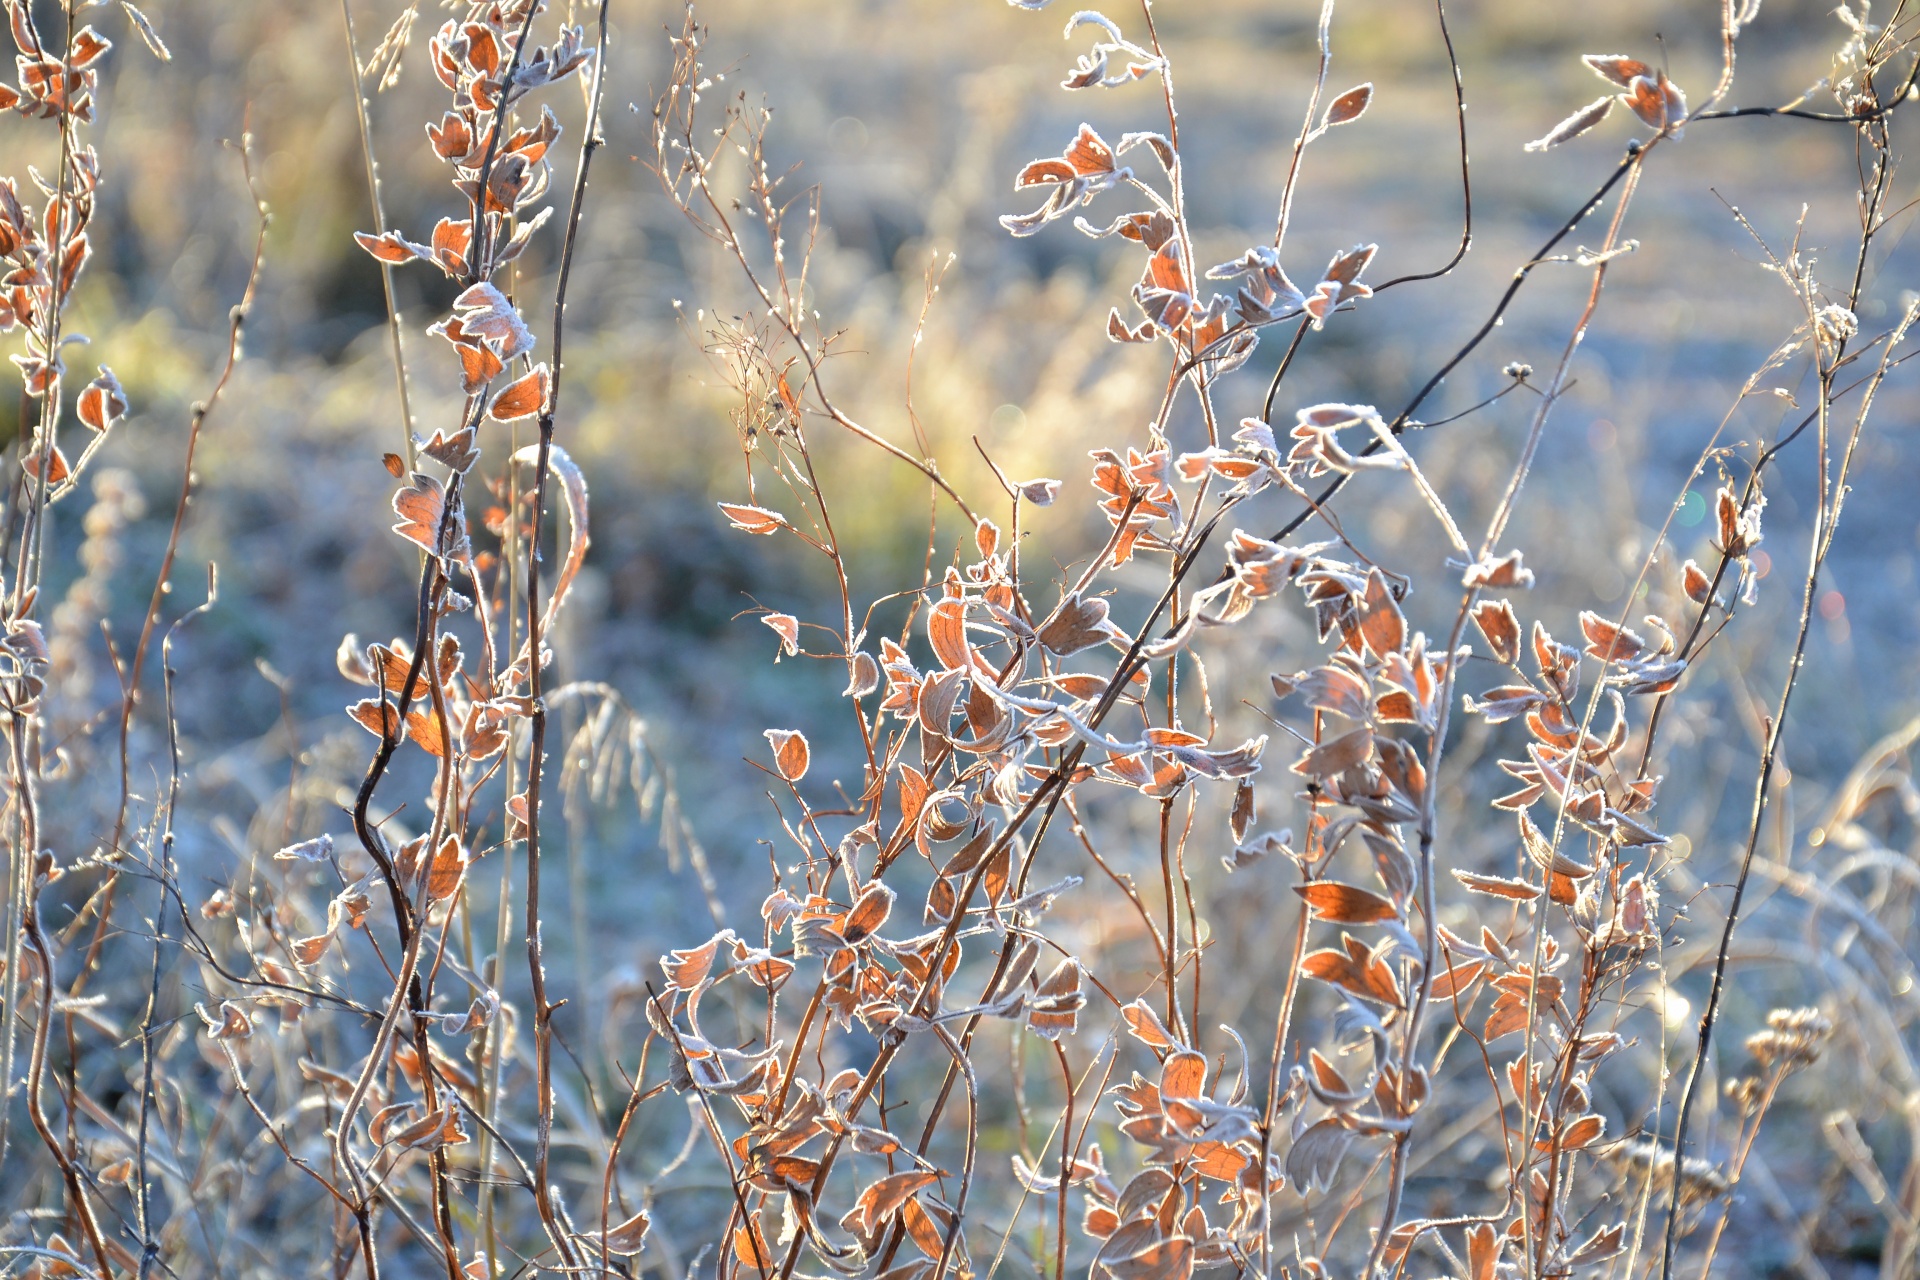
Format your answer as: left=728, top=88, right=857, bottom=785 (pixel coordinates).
left=1745, top=1006, right=1832, bottom=1074
left=1609, top=1137, right=1731, bottom=1208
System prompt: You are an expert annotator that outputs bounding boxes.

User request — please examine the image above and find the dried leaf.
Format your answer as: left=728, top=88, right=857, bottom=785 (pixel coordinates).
left=1358, top=567, right=1405, bottom=659
left=841, top=882, right=895, bottom=944
left=718, top=502, right=785, bottom=535
left=1682, top=558, right=1716, bottom=605
left=1292, top=725, right=1373, bottom=778
left=1286, top=1117, right=1355, bottom=1193
left=762, top=613, right=800, bottom=656
left=1294, top=881, right=1399, bottom=924
left=850, top=1171, right=939, bottom=1234
left=1471, top=599, right=1522, bottom=665
left=1453, top=869, right=1540, bottom=901
left=1525, top=96, right=1613, bottom=152
left=764, top=729, right=810, bottom=782
left=120, top=2, right=171, bottom=60
left=1037, top=592, right=1124, bottom=656
left=1324, top=82, right=1372, bottom=127
left=928, top=597, right=971, bottom=669
left=488, top=362, right=548, bottom=421
left=1561, top=1113, right=1605, bottom=1149
left=601, top=1209, right=651, bottom=1255
left=355, top=229, right=430, bottom=265
left=392, top=472, right=449, bottom=555
left=76, top=366, right=126, bottom=432
left=1121, top=998, right=1174, bottom=1048
left=662, top=930, right=731, bottom=988
left=274, top=834, right=335, bottom=863
left=1019, top=477, right=1062, bottom=505
left=510, top=444, right=590, bottom=639
left=1583, top=54, right=1653, bottom=87
left=1160, top=1049, right=1208, bottom=1101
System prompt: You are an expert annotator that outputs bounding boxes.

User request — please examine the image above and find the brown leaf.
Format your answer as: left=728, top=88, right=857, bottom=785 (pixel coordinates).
left=1294, top=881, right=1399, bottom=924
left=354, top=229, right=429, bottom=264
left=425, top=835, right=467, bottom=901
left=1358, top=567, right=1406, bottom=659
left=1294, top=666, right=1371, bottom=720
left=76, top=366, right=125, bottom=432
left=1324, top=82, right=1372, bottom=127
left=1467, top=1221, right=1498, bottom=1280
left=488, top=362, right=549, bottom=421
left=1453, top=869, right=1540, bottom=901
left=1429, top=958, right=1486, bottom=999
left=850, top=1171, right=939, bottom=1234
left=1122, top=998, right=1174, bottom=1049
left=1518, top=807, right=1592, bottom=878
left=1462, top=548, right=1535, bottom=590
left=1582, top=54, right=1654, bottom=87
left=762, top=613, right=800, bottom=656
left=22, top=444, right=70, bottom=486
left=897, top=764, right=929, bottom=829
left=1019, top=477, right=1062, bottom=505
left=1106, top=1236, right=1194, bottom=1280
left=1301, top=936, right=1402, bottom=1006
left=291, top=930, right=333, bottom=967
left=718, top=502, right=785, bottom=535
left=1160, top=1049, right=1208, bottom=1101
left=841, top=882, right=895, bottom=945
left=1569, top=1222, right=1626, bottom=1266
left=418, top=426, right=479, bottom=472
left=1230, top=779, right=1256, bottom=844
left=1716, top=486, right=1754, bottom=557
left=1037, top=592, right=1124, bottom=656
left=1619, top=72, right=1682, bottom=133
left=1561, top=1113, right=1605, bottom=1149
left=844, top=650, right=879, bottom=697
left=732, top=1220, right=774, bottom=1269
left=1525, top=96, right=1614, bottom=152
left=1286, top=1117, right=1355, bottom=1193
left=1682, top=558, right=1716, bottom=605
left=1579, top=611, right=1645, bottom=662
left=900, top=1196, right=947, bottom=1258
left=1292, top=725, right=1373, bottom=778
left=1471, top=600, right=1522, bottom=665
left=764, top=729, right=809, bottom=782
left=928, top=597, right=971, bottom=669
left=198, top=1000, right=252, bottom=1040
left=661, top=931, right=730, bottom=989
left=392, top=472, right=449, bottom=555
left=601, top=1209, right=651, bottom=1255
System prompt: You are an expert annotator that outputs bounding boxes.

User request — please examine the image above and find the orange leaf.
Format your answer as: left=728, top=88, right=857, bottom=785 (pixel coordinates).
left=76, top=366, right=125, bottom=432
left=1294, top=881, right=1399, bottom=924
left=1160, top=1049, right=1207, bottom=1101
left=764, top=728, right=809, bottom=782
left=928, top=597, right=970, bottom=670
left=354, top=229, right=429, bottom=264
left=1358, top=568, right=1405, bottom=658
left=488, top=362, right=549, bottom=421
left=840, top=882, right=895, bottom=944
left=1453, top=869, right=1540, bottom=901
left=718, top=502, right=784, bottom=535
left=1325, top=82, right=1372, bottom=127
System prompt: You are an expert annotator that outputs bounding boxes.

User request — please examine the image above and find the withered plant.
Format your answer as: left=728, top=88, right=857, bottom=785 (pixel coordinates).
left=0, top=0, right=1917, bottom=1278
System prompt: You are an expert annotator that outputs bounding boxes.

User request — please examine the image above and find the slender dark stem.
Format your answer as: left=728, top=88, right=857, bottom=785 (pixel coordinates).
left=519, top=2, right=611, bottom=1266
left=1374, top=0, right=1472, bottom=292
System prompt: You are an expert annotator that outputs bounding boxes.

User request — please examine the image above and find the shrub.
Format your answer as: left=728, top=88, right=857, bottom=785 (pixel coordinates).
left=0, top=1, right=1915, bottom=1278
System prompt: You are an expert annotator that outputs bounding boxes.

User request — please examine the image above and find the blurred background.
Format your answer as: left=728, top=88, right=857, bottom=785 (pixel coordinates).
left=6, top=0, right=1920, bottom=1272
